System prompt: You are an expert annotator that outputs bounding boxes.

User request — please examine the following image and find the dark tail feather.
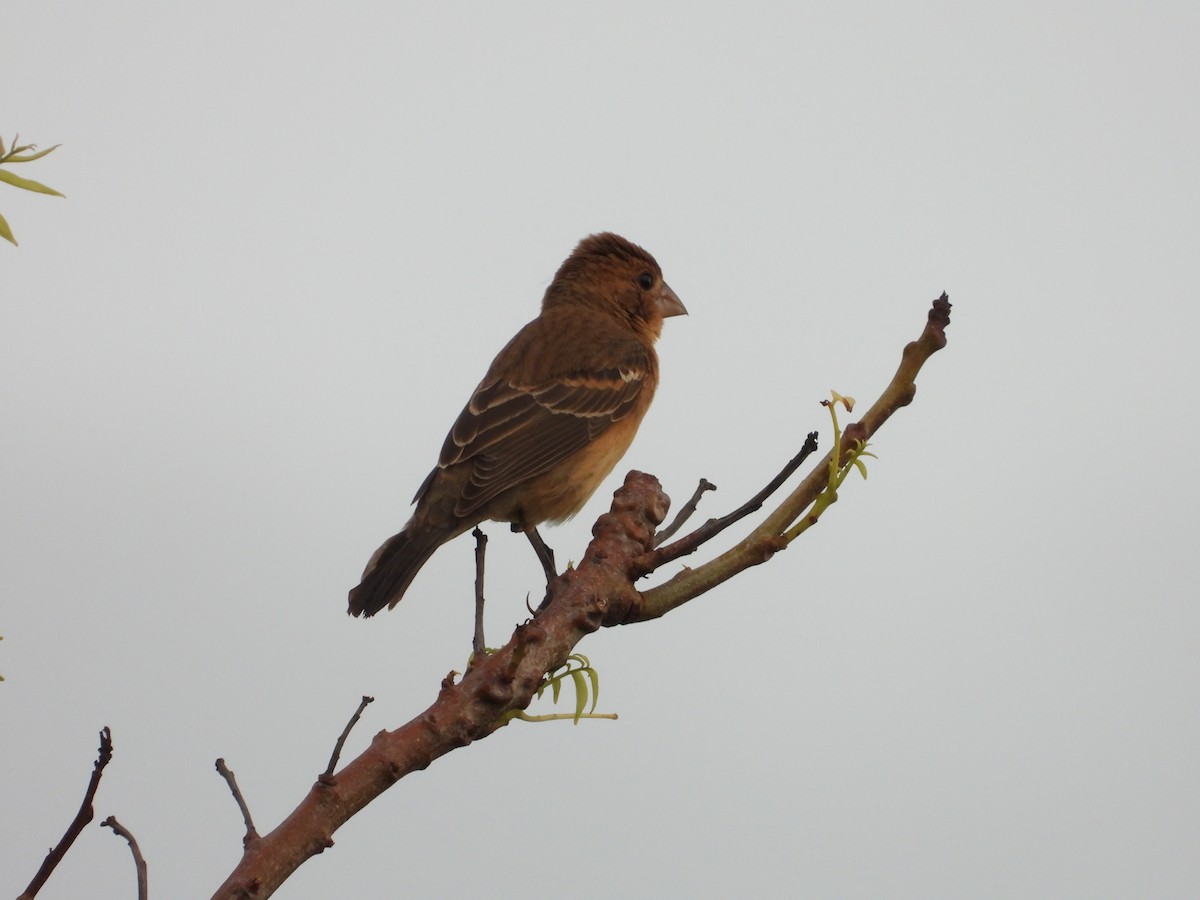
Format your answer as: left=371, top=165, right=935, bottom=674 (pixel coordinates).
left=348, top=525, right=445, bottom=617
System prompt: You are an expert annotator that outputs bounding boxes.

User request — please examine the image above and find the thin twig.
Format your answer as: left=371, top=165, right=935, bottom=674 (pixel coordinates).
left=101, top=816, right=148, bottom=900
left=18, top=727, right=114, bottom=900
left=643, top=432, right=820, bottom=571
left=215, top=758, right=260, bottom=847
left=321, top=696, right=375, bottom=780
left=472, top=527, right=488, bottom=658
left=652, top=478, right=717, bottom=546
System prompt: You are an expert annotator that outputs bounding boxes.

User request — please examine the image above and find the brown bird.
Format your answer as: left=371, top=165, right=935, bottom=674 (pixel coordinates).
left=348, top=232, right=686, bottom=617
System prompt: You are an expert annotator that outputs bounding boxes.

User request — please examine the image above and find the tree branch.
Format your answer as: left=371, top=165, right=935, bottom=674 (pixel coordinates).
left=210, top=292, right=951, bottom=898
left=630, top=292, right=951, bottom=621
left=211, top=474, right=670, bottom=899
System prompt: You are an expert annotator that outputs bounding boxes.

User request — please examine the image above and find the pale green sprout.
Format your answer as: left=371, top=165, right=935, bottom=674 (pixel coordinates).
left=505, top=654, right=617, bottom=725
left=0, top=134, right=65, bottom=245
left=783, top=390, right=877, bottom=543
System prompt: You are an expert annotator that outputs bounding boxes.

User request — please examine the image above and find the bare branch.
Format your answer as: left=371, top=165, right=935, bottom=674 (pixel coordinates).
left=652, top=478, right=716, bottom=546
left=102, top=816, right=148, bottom=900
left=211, top=473, right=669, bottom=899
left=472, top=527, right=488, bottom=658
left=633, top=292, right=952, bottom=621
left=645, top=432, right=819, bottom=569
left=209, top=293, right=951, bottom=897
left=18, top=727, right=113, bottom=900
left=321, top=696, right=375, bottom=781
left=215, top=758, right=260, bottom=847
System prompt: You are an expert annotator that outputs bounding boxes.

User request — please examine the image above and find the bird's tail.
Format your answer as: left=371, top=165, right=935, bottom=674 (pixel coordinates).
left=348, top=524, right=446, bottom=617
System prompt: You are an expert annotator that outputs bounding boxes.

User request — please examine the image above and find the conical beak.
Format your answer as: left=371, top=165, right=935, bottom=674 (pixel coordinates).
left=656, top=282, right=687, bottom=318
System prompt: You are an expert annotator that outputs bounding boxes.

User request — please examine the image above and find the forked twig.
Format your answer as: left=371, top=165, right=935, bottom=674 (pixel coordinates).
left=643, top=432, right=820, bottom=571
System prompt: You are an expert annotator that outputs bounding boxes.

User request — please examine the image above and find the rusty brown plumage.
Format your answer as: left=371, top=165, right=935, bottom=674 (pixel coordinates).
left=348, top=232, right=686, bottom=617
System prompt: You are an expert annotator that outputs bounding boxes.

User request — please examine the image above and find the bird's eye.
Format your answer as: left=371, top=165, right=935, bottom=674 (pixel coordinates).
left=637, top=272, right=655, bottom=291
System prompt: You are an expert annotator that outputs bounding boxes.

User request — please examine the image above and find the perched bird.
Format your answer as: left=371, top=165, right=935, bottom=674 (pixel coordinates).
left=348, top=232, right=686, bottom=617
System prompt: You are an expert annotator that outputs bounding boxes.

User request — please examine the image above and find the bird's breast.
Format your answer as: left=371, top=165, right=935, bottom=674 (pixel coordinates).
left=506, top=408, right=646, bottom=525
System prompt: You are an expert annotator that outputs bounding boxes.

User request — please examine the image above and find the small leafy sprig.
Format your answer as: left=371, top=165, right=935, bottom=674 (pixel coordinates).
left=504, top=654, right=617, bottom=725
left=783, top=391, right=876, bottom=543
left=1, top=133, right=65, bottom=245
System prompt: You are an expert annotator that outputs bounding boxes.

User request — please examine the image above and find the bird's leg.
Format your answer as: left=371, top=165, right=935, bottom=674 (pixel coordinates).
left=472, top=527, right=488, bottom=659
left=515, top=523, right=558, bottom=610
left=521, top=524, right=558, bottom=582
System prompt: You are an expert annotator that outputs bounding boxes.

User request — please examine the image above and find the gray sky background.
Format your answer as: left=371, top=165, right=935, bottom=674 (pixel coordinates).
left=4, top=3, right=1198, bottom=898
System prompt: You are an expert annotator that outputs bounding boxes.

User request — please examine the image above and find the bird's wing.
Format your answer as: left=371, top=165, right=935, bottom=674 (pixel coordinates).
left=426, top=341, right=651, bottom=518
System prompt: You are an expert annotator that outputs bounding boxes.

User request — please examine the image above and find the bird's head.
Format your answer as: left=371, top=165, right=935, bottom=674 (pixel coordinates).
left=543, top=232, right=687, bottom=340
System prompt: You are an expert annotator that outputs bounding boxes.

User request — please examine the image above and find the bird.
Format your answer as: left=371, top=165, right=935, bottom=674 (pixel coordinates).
left=348, top=232, right=686, bottom=618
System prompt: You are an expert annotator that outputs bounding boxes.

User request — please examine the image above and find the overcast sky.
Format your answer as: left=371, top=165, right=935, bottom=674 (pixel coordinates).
left=4, top=3, right=1198, bottom=898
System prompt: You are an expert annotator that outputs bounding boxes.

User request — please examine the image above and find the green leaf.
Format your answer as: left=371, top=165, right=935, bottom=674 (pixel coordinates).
left=585, top=666, right=600, bottom=714
left=0, top=168, right=65, bottom=197
left=570, top=670, right=587, bottom=724
left=6, top=143, right=61, bottom=163
left=0, top=211, right=17, bottom=245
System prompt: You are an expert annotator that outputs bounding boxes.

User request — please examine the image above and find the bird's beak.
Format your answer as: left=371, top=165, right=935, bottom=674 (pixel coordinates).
left=656, top=282, right=687, bottom=318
